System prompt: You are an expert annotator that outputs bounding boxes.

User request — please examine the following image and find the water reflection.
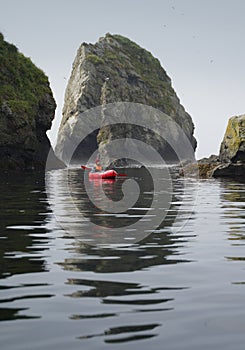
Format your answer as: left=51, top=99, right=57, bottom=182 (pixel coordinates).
left=221, top=180, right=245, bottom=245
left=0, top=173, right=53, bottom=321
left=60, top=227, right=188, bottom=342
left=1, top=169, right=245, bottom=348
left=70, top=167, right=154, bottom=228
left=48, top=167, right=194, bottom=343
left=47, top=167, right=196, bottom=244
left=219, top=179, right=245, bottom=288
left=55, top=168, right=194, bottom=271
left=66, top=277, right=176, bottom=304
left=78, top=322, right=161, bottom=343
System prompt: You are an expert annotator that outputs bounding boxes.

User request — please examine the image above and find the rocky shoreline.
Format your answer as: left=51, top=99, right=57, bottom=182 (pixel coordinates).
left=0, top=33, right=244, bottom=178
left=182, top=115, right=245, bottom=179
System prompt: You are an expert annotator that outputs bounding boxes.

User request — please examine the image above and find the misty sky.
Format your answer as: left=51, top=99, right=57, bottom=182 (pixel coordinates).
left=1, top=0, right=245, bottom=158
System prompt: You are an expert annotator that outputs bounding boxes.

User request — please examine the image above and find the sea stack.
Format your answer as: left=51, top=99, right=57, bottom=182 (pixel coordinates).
left=56, top=33, right=196, bottom=165
left=0, top=33, right=64, bottom=171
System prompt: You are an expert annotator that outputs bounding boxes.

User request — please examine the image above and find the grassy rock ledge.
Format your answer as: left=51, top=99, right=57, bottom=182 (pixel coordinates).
left=0, top=33, right=64, bottom=171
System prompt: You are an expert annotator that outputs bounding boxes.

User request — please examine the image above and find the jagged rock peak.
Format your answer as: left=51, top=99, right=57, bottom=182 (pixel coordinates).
left=56, top=33, right=196, bottom=164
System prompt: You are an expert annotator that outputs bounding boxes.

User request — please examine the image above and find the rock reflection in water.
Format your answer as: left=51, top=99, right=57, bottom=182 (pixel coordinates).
left=0, top=173, right=51, bottom=278
left=46, top=167, right=195, bottom=245
left=0, top=173, right=54, bottom=321
left=221, top=180, right=245, bottom=285
left=221, top=180, right=245, bottom=244
left=49, top=167, right=194, bottom=343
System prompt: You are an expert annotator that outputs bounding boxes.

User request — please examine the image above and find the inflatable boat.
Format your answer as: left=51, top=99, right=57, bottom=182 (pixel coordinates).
left=88, top=169, right=118, bottom=180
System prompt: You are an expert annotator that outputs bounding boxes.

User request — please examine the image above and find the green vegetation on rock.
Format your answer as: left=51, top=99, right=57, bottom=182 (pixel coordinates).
left=0, top=33, right=64, bottom=171
left=112, top=34, right=165, bottom=79
left=0, top=33, right=50, bottom=117
left=219, top=115, right=245, bottom=163
left=86, top=53, right=105, bottom=65
left=102, top=34, right=174, bottom=114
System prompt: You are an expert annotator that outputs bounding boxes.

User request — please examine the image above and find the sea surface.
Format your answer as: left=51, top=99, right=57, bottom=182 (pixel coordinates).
left=0, top=167, right=245, bottom=350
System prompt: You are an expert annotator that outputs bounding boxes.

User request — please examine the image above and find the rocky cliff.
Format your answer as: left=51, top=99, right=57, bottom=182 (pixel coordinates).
left=56, top=33, right=196, bottom=165
left=212, top=114, right=245, bottom=177
left=0, top=33, right=64, bottom=171
left=219, top=115, right=245, bottom=163
left=182, top=115, right=245, bottom=178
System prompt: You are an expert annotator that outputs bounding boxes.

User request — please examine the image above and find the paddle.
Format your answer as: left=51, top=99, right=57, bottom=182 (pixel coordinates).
left=81, top=165, right=127, bottom=177
left=81, top=165, right=92, bottom=171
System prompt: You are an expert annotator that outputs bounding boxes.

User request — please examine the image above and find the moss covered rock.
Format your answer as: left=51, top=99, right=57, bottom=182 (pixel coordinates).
left=0, top=34, right=64, bottom=171
left=219, top=115, right=245, bottom=163
left=181, top=115, right=245, bottom=179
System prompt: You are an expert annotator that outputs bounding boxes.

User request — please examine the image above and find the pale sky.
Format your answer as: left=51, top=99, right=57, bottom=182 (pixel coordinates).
left=1, top=0, right=245, bottom=159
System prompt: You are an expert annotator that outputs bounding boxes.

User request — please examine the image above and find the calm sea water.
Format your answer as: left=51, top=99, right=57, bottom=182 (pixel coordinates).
left=0, top=168, right=245, bottom=350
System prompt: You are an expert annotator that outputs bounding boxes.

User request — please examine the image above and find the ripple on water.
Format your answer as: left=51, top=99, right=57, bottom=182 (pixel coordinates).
left=0, top=171, right=245, bottom=349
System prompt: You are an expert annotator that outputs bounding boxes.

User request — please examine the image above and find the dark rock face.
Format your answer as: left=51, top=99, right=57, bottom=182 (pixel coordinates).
left=56, top=33, right=196, bottom=165
left=0, top=33, right=64, bottom=171
left=212, top=162, right=245, bottom=178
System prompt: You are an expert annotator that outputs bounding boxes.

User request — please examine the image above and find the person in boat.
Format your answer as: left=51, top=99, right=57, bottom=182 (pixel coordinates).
left=93, top=157, right=102, bottom=172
